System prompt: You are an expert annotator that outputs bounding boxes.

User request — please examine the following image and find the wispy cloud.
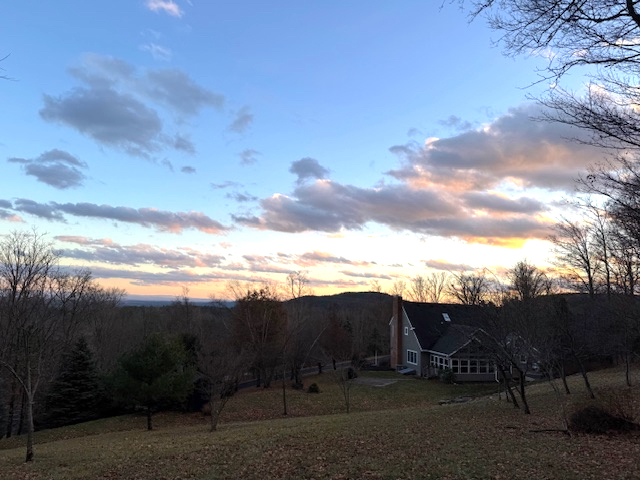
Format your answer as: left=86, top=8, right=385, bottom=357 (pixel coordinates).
left=227, top=106, right=254, bottom=134
left=139, top=43, right=172, bottom=61
left=239, top=149, right=260, bottom=165
left=10, top=199, right=229, bottom=234
left=145, top=0, right=184, bottom=17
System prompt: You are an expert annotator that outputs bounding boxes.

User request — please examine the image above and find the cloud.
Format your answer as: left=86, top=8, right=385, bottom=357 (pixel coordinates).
left=227, top=106, right=254, bottom=133
left=140, top=43, right=172, bottom=61
left=289, top=157, right=329, bottom=185
left=56, top=236, right=225, bottom=268
left=145, top=0, right=184, bottom=17
left=388, top=104, right=603, bottom=192
left=9, top=199, right=229, bottom=234
left=8, top=149, right=88, bottom=189
left=296, top=250, right=373, bottom=267
left=239, top=149, right=260, bottom=165
left=211, top=180, right=241, bottom=189
left=173, top=133, right=195, bottom=154
left=226, top=191, right=258, bottom=203
left=40, top=54, right=224, bottom=157
left=143, top=69, right=224, bottom=116
left=41, top=87, right=163, bottom=157
left=235, top=104, right=601, bottom=245
left=13, top=198, right=66, bottom=221
left=181, top=165, right=196, bottom=174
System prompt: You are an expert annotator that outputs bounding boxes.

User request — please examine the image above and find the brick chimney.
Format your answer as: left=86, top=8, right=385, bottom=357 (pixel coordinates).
left=390, top=295, right=403, bottom=369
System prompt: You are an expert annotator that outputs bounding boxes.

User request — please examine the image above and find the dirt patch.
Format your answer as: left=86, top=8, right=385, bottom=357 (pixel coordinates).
left=352, top=377, right=399, bottom=387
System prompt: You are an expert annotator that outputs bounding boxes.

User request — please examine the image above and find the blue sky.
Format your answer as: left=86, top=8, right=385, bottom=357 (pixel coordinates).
left=1, top=1, right=604, bottom=299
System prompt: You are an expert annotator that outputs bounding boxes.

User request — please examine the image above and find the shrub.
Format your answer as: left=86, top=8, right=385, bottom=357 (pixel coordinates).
left=347, top=367, right=358, bottom=380
left=307, top=383, right=320, bottom=394
left=439, top=368, right=456, bottom=384
left=569, top=405, right=639, bottom=434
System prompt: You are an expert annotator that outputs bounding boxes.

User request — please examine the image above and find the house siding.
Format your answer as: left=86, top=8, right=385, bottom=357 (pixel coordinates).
left=400, top=309, right=423, bottom=373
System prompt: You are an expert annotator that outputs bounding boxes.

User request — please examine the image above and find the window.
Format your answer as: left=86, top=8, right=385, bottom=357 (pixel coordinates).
left=407, top=350, right=418, bottom=365
left=404, top=326, right=408, bottom=336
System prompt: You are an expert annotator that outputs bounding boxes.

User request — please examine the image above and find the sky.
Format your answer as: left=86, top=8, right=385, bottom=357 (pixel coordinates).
left=1, top=1, right=606, bottom=300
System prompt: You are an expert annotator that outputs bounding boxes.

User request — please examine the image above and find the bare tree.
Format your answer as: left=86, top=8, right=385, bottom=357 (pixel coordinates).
left=550, top=218, right=600, bottom=297
left=425, top=272, right=449, bottom=303
left=467, top=1, right=640, bottom=152
left=448, top=271, right=490, bottom=305
left=285, top=271, right=312, bottom=299
left=0, top=231, right=100, bottom=461
left=409, top=275, right=428, bottom=302
left=508, top=259, right=550, bottom=301
left=389, top=278, right=407, bottom=297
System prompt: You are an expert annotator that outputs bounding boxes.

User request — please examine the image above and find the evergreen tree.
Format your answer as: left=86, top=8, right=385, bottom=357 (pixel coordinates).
left=43, top=337, right=102, bottom=429
left=113, top=333, right=194, bottom=430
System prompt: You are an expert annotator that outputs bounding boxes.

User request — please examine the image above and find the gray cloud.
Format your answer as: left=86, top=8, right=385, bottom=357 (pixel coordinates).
left=226, top=191, right=258, bottom=203
left=181, top=165, right=196, bottom=174
left=289, top=157, right=329, bottom=185
left=173, top=134, right=195, bottom=154
left=40, top=87, right=163, bottom=157
left=9, top=199, right=228, bottom=234
left=13, top=198, right=65, bottom=221
left=143, top=69, right=224, bottom=116
left=228, top=106, right=253, bottom=134
left=0, top=200, right=12, bottom=208
left=8, top=149, right=88, bottom=189
left=239, top=149, right=260, bottom=165
left=235, top=104, right=598, bottom=244
left=388, top=104, right=604, bottom=192
left=40, top=54, right=224, bottom=158
left=56, top=236, right=225, bottom=269
left=422, top=259, right=474, bottom=272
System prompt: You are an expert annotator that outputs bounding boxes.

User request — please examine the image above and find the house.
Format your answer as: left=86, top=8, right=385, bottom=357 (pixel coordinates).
left=389, top=296, right=496, bottom=382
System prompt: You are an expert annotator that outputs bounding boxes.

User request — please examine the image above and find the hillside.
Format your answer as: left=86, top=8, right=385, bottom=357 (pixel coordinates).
left=1, top=367, right=639, bottom=479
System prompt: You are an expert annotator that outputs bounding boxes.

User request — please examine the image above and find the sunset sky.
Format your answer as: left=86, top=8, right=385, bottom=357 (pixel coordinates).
left=1, top=1, right=605, bottom=300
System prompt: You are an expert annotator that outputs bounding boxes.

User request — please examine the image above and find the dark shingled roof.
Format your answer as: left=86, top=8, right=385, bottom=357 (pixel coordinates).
left=429, top=324, right=479, bottom=355
left=402, top=301, right=487, bottom=351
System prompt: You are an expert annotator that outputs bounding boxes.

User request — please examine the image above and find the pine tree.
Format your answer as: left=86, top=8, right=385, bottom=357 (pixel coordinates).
left=113, top=333, right=195, bottom=430
left=44, top=337, right=102, bottom=429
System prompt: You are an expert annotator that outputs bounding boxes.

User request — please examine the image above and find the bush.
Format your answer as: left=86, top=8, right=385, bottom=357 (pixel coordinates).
left=347, top=367, right=358, bottom=380
left=307, top=383, right=321, bottom=394
left=439, top=368, right=455, bottom=384
left=569, top=405, right=639, bottom=434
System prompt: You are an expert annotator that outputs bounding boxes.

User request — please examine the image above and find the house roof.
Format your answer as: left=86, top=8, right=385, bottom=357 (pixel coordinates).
left=402, top=301, right=487, bottom=351
left=429, top=324, right=479, bottom=355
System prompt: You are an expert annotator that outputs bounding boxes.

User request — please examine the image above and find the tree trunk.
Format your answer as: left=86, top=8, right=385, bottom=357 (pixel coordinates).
left=497, top=365, right=519, bottom=409
left=5, top=384, right=16, bottom=439
left=209, top=400, right=219, bottom=432
left=17, top=390, right=25, bottom=436
left=560, top=361, right=571, bottom=395
left=625, top=353, right=632, bottom=387
left=146, top=406, right=153, bottom=431
left=25, top=395, right=34, bottom=463
left=517, top=370, right=531, bottom=414
left=282, top=365, right=288, bottom=416
left=574, top=353, right=595, bottom=399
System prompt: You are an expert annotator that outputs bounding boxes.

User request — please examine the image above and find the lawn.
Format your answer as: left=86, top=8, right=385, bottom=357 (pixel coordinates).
left=1, top=368, right=639, bottom=479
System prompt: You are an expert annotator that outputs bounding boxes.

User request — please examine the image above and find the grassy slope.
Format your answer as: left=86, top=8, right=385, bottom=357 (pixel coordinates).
left=1, top=369, right=639, bottom=480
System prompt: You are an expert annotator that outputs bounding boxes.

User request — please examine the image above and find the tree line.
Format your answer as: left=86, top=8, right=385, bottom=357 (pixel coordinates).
left=0, top=242, right=391, bottom=462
